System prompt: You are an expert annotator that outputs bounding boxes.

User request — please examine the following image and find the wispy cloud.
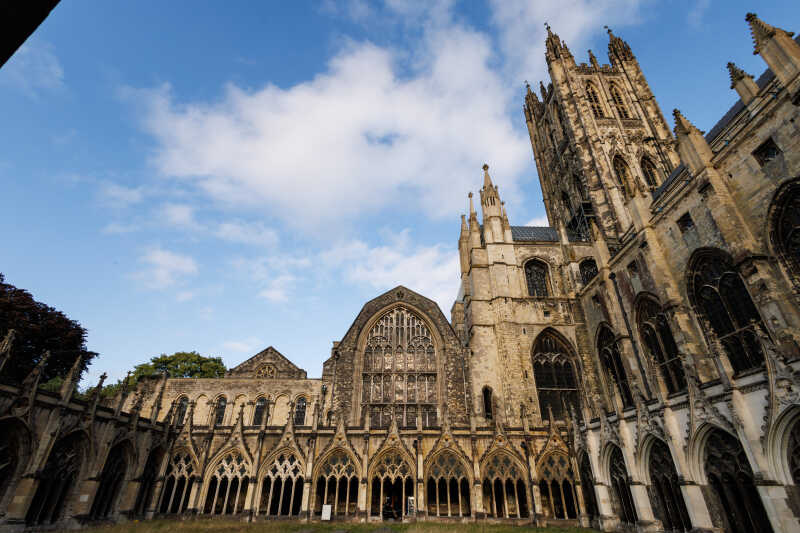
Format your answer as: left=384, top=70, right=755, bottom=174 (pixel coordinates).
left=102, top=221, right=140, bottom=234
left=215, top=220, right=278, bottom=247
left=525, top=215, right=549, bottom=227
left=161, top=203, right=202, bottom=230
left=98, top=182, right=144, bottom=208
left=687, top=0, right=711, bottom=29
left=0, top=40, right=64, bottom=96
left=222, top=337, right=264, bottom=353
left=136, top=247, right=198, bottom=289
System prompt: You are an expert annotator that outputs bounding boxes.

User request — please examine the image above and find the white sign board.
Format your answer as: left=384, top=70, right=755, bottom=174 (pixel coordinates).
left=406, top=496, right=415, bottom=516
left=321, top=504, right=332, bottom=521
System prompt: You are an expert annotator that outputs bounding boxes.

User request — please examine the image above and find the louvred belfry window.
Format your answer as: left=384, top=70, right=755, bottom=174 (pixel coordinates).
left=586, top=83, right=604, bottom=118
left=640, top=157, right=659, bottom=188
left=609, top=84, right=630, bottom=119
left=362, top=306, right=438, bottom=428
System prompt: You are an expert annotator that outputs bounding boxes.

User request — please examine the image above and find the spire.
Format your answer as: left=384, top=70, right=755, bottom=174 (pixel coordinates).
left=468, top=192, right=476, bottom=219
left=588, top=49, right=599, bottom=68
left=727, top=61, right=749, bottom=87
left=745, top=13, right=800, bottom=88
left=482, top=163, right=493, bottom=189
left=606, top=26, right=634, bottom=62
left=539, top=80, right=547, bottom=101
left=746, top=13, right=786, bottom=55
left=672, top=109, right=703, bottom=137
left=459, top=214, right=468, bottom=239
left=727, top=62, right=759, bottom=104
left=673, top=109, right=713, bottom=174
left=544, top=22, right=562, bottom=59
left=60, top=354, right=83, bottom=402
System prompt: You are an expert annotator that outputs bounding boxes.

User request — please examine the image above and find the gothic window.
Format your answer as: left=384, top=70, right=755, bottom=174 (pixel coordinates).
left=134, top=446, right=163, bottom=516
left=175, top=396, right=188, bottom=425
left=772, top=180, right=800, bottom=285
left=362, top=306, right=438, bottom=429
left=158, top=451, right=196, bottom=515
left=537, top=453, right=578, bottom=519
left=613, top=155, right=633, bottom=196
left=214, top=396, right=227, bottom=426
left=314, top=451, right=359, bottom=517
left=294, top=397, right=307, bottom=426
left=257, top=453, right=304, bottom=517
left=203, top=451, right=250, bottom=516
left=483, top=387, right=493, bottom=420
left=704, top=429, right=772, bottom=533
left=578, top=453, right=598, bottom=519
left=688, top=250, right=765, bottom=374
left=609, top=84, right=630, bottom=119
left=26, top=432, right=86, bottom=525
left=640, top=156, right=659, bottom=188
left=609, top=446, right=637, bottom=524
left=648, top=439, right=691, bottom=532
left=0, top=422, right=26, bottom=509
left=597, top=326, right=633, bottom=409
left=586, top=83, right=604, bottom=118
left=481, top=453, right=529, bottom=518
left=427, top=452, right=471, bottom=517
left=368, top=452, right=414, bottom=519
left=532, top=331, right=581, bottom=421
left=580, top=258, right=599, bottom=285
left=789, top=419, right=800, bottom=485
left=637, top=298, right=686, bottom=394
left=525, top=260, right=550, bottom=298
left=89, top=443, right=129, bottom=519
left=252, top=397, right=267, bottom=426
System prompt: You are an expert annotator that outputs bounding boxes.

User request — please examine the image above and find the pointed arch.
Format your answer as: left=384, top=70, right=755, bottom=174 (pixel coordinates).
left=579, top=257, right=598, bottom=285
left=313, top=448, right=361, bottom=518
left=768, top=177, right=800, bottom=287
left=606, top=444, right=637, bottom=525
left=640, top=436, right=691, bottom=532
left=90, top=439, right=135, bottom=519
left=536, top=451, right=578, bottom=519
left=256, top=451, right=305, bottom=517
left=586, top=82, right=604, bottom=118
left=424, top=450, right=472, bottom=517
left=367, top=448, right=415, bottom=520
left=531, top=328, right=581, bottom=421
left=480, top=450, right=530, bottom=518
left=524, top=258, right=550, bottom=297
left=640, top=155, right=660, bottom=188
left=157, top=447, right=198, bottom=515
left=596, top=324, right=633, bottom=409
left=133, top=444, right=165, bottom=517
left=578, top=451, right=598, bottom=520
left=766, top=405, right=800, bottom=486
left=635, top=293, right=686, bottom=394
left=612, top=155, right=634, bottom=197
left=609, top=83, right=630, bottom=119
left=202, top=449, right=252, bottom=516
left=0, top=417, right=32, bottom=512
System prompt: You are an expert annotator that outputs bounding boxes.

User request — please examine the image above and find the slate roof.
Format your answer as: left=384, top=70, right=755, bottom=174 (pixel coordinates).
left=510, top=226, right=559, bottom=242
left=651, top=163, right=687, bottom=201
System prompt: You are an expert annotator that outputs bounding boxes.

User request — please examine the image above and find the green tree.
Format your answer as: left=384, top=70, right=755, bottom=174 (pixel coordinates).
left=101, top=351, right=226, bottom=397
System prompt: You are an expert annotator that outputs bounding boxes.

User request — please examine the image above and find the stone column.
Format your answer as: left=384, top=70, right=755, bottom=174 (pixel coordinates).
left=146, top=478, right=165, bottom=518
left=3, top=477, right=39, bottom=523
left=679, top=483, right=716, bottom=530
left=593, top=482, right=619, bottom=532
left=72, top=478, right=100, bottom=519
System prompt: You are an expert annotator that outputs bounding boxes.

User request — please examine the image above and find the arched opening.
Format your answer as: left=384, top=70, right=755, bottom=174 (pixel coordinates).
left=608, top=446, right=637, bottom=525
left=647, top=439, right=691, bottom=531
left=214, top=396, right=227, bottom=426
left=597, top=326, right=633, bottom=409
left=688, top=249, right=765, bottom=374
left=640, top=156, right=659, bottom=188
left=257, top=453, right=303, bottom=517
left=252, top=397, right=267, bottom=426
left=293, top=397, right=307, bottom=426
left=637, top=297, right=686, bottom=394
left=579, top=258, right=598, bottom=285
left=174, top=396, right=188, bottom=425
left=90, top=442, right=130, bottom=519
left=481, top=453, right=529, bottom=519
left=704, top=429, right=772, bottom=532
left=313, top=451, right=359, bottom=518
left=609, top=84, right=630, bottom=119
left=770, top=179, right=800, bottom=286
left=203, top=451, right=250, bottom=516
left=134, top=446, right=164, bottom=517
left=0, top=419, right=30, bottom=512
left=157, top=451, right=196, bottom=515
left=789, top=418, right=800, bottom=486
left=532, top=330, right=581, bottom=421
left=26, top=432, right=87, bottom=526
left=612, top=156, right=634, bottom=197
left=537, top=453, right=578, bottom=519
left=368, top=451, right=413, bottom=520
left=426, top=452, right=471, bottom=517
left=483, top=387, right=493, bottom=420
left=525, top=260, right=550, bottom=298
left=578, top=452, right=598, bottom=520
left=586, top=83, right=604, bottom=118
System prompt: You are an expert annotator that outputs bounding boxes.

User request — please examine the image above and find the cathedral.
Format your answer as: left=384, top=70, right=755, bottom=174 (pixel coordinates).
left=1, top=12, right=800, bottom=533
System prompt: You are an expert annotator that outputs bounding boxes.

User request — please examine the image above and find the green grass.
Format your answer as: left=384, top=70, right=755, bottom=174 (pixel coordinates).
left=85, top=519, right=595, bottom=533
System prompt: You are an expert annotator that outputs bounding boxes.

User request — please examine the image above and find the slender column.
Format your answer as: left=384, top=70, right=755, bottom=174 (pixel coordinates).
left=345, top=478, right=351, bottom=517
left=503, top=482, right=509, bottom=518
left=266, top=478, right=275, bottom=516
left=178, top=479, right=191, bottom=514
left=401, top=479, right=406, bottom=518
left=222, top=479, right=232, bottom=515
left=289, top=478, right=298, bottom=516
left=210, top=479, right=221, bottom=515
left=379, top=479, right=384, bottom=520
left=559, top=482, right=567, bottom=519
left=277, top=479, right=286, bottom=516
left=514, top=482, right=521, bottom=519
left=333, top=477, right=339, bottom=516
left=446, top=480, right=451, bottom=517
left=323, top=477, right=329, bottom=505
left=459, top=481, right=463, bottom=517
left=166, top=478, right=179, bottom=514
left=435, top=480, right=440, bottom=516
left=233, top=481, right=242, bottom=514
left=492, top=481, right=498, bottom=517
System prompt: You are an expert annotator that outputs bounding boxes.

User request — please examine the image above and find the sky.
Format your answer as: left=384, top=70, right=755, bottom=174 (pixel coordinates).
left=1, top=0, right=797, bottom=385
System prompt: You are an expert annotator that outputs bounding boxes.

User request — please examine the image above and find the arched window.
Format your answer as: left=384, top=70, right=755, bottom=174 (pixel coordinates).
left=293, top=397, right=307, bottom=426
left=637, top=298, right=686, bottom=394
left=158, top=451, right=196, bottom=515
left=537, top=453, right=578, bottom=519
left=578, top=453, right=598, bottom=520
left=609, top=446, right=637, bottom=524
left=597, top=326, right=633, bottom=409
left=483, top=387, right=493, bottom=420
left=481, top=453, right=529, bottom=518
left=175, top=396, right=188, bottom=425
left=314, top=451, right=359, bottom=517
left=362, top=306, right=438, bottom=428
left=90, top=443, right=129, bottom=519
left=257, top=453, right=304, bottom=517
left=134, top=446, right=163, bottom=517
left=252, top=397, right=267, bottom=426
left=368, top=451, right=414, bottom=519
left=427, top=452, right=471, bottom=517
left=648, top=439, right=691, bottom=532
left=772, top=179, right=800, bottom=285
left=689, top=250, right=765, bottom=374
left=586, top=83, right=604, bottom=118
left=579, top=258, right=598, bottom=285
left=609, top=84, right=630, bottom=119
left=640, top=156, right=659, bottom=188
left=214, top=397, right=227, bottom=426
left=613, top=156, right=633, bottom=196
left=532, top=331, right=580, bottom=421
left=203, top=451, right=250, bottom=515
left=525, top=260, right=549, bottom=298
left=704, top=429, right=772, bottom=533
left=25, top=432, right=86, bottom=525
left=789, top=419, right=800, bottom=485
left=0, top=421, right=28, bottom=510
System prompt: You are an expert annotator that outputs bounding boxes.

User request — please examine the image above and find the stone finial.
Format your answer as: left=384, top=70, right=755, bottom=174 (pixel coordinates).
left=727, top=62, right=759, bottom=104
left=60, top=354, right=83, bottom=402
left=539, top=80, right=547, bottom=100
left=588, top=49, right=599, bottom=68
left=672, top=109, right=703, bottom=137
left=746, top=13, right=778, bottom=55
left=482, top=163, right=493, bottom=188
left=606, top=26, right=634, bottom=62
left=727, top=62, right=750, bottom=87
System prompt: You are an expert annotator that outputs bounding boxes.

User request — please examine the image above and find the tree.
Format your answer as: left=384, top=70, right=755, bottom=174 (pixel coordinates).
left=101, top=351, right=226, bottom=398
left=0, top=273, right=97, bottom=384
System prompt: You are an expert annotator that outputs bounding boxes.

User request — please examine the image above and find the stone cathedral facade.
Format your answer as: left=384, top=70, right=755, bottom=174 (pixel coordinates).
left=1, top=12, right=800, bottom=533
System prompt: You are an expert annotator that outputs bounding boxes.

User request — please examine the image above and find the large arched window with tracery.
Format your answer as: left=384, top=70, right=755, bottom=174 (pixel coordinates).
left=688, top=250, right=765, bottom=374
left=525, top=260, right=550, bottom=298
left=597, top=326, right=633, bottom=409
left=640, top=156, right=659, bottom=188
left=362, top=306, right=438, bottom=428
left=637, top=298, right=686, bottom=394
left=134, top=446, right=163, bottom=517
left=369, top=452, right=414, bottom=520
left=426, top=452, right=471, bottom=517
left=481, top=454, right=529, bottom=519
left=609, top=446, right=637, bottom=525
left=257, top=453, right=304, bottom=517
left=26, top=432, right=86, bottom=526
left=538, top=453, right=578, bottom=519
left=586, top=83, right=604, bottom=118
left=771, top=179, right=800, bottom=285
left=314, top=451, right=359, bottom=518
left=580, top=258, right=598, bottom=285
left=648, top=439, right=691, bottom=532
left=203, top=451, right=250, bottom=516
left=613, top=156, right=633, bottom=197
left=90, top=442, right=130, bottom=519
left=609, top=84, right=630, bottom=119
left=532, top=330, right=581, bottom=421
left=158, top=451, right=196, bottom=515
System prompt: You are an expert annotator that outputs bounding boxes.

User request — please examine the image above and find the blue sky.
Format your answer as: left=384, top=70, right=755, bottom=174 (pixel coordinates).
left=1, top=1, right=797, bottom=384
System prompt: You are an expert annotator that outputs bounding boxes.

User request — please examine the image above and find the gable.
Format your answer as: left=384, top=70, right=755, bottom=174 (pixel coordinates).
left=226, top=346, right=307, bottom=379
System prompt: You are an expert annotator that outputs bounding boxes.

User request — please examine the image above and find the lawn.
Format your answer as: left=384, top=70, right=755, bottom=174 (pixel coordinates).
left=85, top=519, right=595, bottom=533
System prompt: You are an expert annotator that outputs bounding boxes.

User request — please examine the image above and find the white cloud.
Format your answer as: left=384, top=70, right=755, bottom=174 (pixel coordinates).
left=161, top=203, right=201, bottom=229
left=215, top=220, right=278, bottom=247
left=98, top=182, right=144, bottom=208
left=259, top=274, right=298, bottom=302
left=0, top=40, right=64, bottom=96
left=233, top=254, right=311, bottom=303
left=176, top=290, right=195, bottom=302
left=222, top=337, right=263, bottom=353
left=136, top=247, right=198, bottom=289
left=687, top=0, right=711, bottom=29
left=525, top=215, right=549, bottom=226
left=102, top=221, right=140, bottom=234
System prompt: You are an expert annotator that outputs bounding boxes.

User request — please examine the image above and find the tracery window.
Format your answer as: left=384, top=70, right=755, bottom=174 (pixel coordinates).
left=689, top=251, right=765, bottom=374
left=294, top=397, right=307, bottom=426
left=789, top=419, right=800, bottom=485
left=578, top=453, right=598, bottom=520
left=203, top=451, right=250, bottom=516
left=637, top=298, right=686, bottom=394
left=538, top=453, right=578, bottom=519
left=26, top=432, right=85, bottom=525
left=90, top=443, right=129, bottom=519
left=609, top=84, right=630, bottom=119
left=772, top=180, right=800, bottom=284
left=525, top=260, right=550, bottom=298
left=705, top=429, right=772, bottom=533
left=252, top=397, right=267, bottom=426
left=640, top=156, right=659, bottom=188
left=586, top=83, right=604, bottom=118
left=648, top=439, right=691, bottom=532
left=580, top=258, right=598, bottom=285
left=0, top=423, right=23, bottom=509
left=532, top=331, right=581, bottom=421
left=483, top=387, right=493, bottom=420
left=613, top=156, right=633, bottom=196
left=314, top=451, right=359, bottom=517
left=481, top=453, right=529, bottom=518
left=257, top=453, right=304, bottom=517
left=597, top=326, right=634, bottom=409
left=362, top=306, right=438, bottom=428
left=158, top=451, right=196, bottom=515
left=214, top=396, right=227, bottom=426
left=426, top=452, right=471, bottom=517
left=134, top=446, right=163, bottom=517
left=175, top=396, right=188, bottom=425
left=609, top=446, right=637, bottom=525
left=369, top=452, right=414, bottom=519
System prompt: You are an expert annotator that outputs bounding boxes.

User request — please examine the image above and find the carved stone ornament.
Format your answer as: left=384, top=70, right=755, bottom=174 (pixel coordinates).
left=632, top=383, right=665, bottom=457
left=758, top=326, right=800, bottom=446
left=680, top=352, right=734, bottom=454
